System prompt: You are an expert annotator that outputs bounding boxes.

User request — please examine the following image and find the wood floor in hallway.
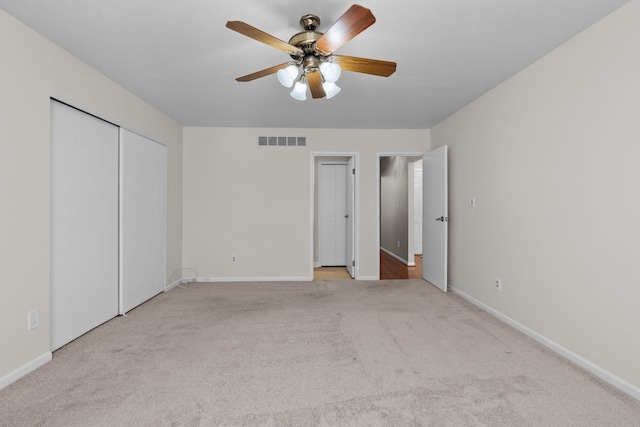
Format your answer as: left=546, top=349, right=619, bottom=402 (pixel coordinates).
left=314, top=266, right=352, bottom=280
left=313, top=251, right=423, bottom=280
left=380, top=250, right=423, bottom=280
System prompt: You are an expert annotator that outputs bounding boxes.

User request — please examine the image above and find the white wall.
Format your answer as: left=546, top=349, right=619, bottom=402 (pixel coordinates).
left=431, top=0, right=640, bottom=396
left=0, top=10, right=183, bottom=384
left=183, top=127, right=429, bottom=280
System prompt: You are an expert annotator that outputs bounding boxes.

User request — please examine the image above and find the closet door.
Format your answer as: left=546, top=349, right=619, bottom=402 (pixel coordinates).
left=50, top=100, right=119, bottom=350
left=120, top=129, right=166, bottom=313
left=319, top=164, right=347, bottom=266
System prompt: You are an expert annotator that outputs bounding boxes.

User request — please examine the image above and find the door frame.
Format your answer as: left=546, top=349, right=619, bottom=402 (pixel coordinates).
left=310, top=152, right=359, bottom=279
left=376, top=152, right=425, bottom=280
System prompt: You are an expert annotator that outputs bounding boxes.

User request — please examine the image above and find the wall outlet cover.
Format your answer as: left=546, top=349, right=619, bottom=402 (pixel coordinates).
left=28, top=309, right=40, bottom=330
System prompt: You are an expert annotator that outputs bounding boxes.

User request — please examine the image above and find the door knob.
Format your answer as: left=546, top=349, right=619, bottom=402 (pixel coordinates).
left=345, top=214, right=349, bottom=218
left=436, top=216, right=447, bottom=222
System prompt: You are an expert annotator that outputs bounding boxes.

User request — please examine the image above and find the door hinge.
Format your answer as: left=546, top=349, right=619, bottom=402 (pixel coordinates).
left=352, top=168, right=355, bottom=175
left=352, top=260, right=355, bottom=266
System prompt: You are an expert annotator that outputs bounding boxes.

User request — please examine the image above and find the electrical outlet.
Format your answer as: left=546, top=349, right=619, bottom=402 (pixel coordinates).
left=28, top=309, right=40, bottom=330
left=495, top=277, right=502, bottom=292
left=232, top=255, right=237, bottom=263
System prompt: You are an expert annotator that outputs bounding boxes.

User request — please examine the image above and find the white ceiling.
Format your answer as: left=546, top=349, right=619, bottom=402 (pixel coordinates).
left=0, top=0, right=630, bottom=129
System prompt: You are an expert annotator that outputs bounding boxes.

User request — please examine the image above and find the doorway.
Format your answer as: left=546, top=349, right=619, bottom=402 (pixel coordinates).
left=378, top=155, right=423, bottom=280
left=377, top=148, right=449, bottom=290
left=311, top=153, right=358, bottom=280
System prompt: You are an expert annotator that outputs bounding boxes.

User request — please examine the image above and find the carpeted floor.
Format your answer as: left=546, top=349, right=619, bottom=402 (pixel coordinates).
left=2, top=279, right=639, bottom=426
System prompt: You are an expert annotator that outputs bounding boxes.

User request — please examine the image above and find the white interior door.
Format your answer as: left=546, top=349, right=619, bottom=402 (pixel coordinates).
left=50, top=100, right=119, bottom=350
left=423, top=146, right=448, bottom=291
left=346, top=158, right=355, bottom=277
left=120, top=129, right=167, bottom=313
left=320, top=164, right=347, bottom=266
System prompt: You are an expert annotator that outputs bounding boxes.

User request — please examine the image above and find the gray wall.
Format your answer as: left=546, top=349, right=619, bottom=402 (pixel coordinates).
left=380, top=156, right=410, bottom=262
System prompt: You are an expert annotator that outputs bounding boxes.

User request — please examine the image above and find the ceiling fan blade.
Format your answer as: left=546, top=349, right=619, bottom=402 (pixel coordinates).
left=314, top=5, right=376, bottom=54
left=235, top=63, right=292, bottom=82
left=333, top=55, right=397, bottom=77
left=226, top=21, right=304, bottom=56
left=306, top=70, right=326, bottom=99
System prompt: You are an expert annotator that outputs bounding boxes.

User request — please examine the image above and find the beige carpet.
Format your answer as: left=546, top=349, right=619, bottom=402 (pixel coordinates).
left=2, top=279, right=639, bottom=426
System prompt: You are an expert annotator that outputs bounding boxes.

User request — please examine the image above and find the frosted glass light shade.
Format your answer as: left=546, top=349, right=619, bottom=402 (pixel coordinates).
left=319, top=62, right=341, bottom=83
left=277, top=65, right=299, bottom=88
left=322, top=82, right=341, bottom=99
left=290, top=81, right=307, bottom=100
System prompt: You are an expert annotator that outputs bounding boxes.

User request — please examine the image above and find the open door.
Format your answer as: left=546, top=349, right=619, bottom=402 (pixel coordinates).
left=346, top=157, right=355, bottom=278
left=423, top=146, right=448, bottom=291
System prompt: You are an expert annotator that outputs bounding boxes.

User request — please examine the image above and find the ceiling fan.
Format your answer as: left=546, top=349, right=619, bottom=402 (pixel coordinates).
left=226, top=4, right=396, bottom=100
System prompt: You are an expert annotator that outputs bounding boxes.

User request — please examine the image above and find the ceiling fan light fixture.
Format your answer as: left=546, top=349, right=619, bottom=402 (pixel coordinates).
left=290, top=80, right=308, bottom=101
left=322, top=82, right=341, bottom=99
left=227, top=5, right=396, bottom=101
left=319, top=61, right=341, bottom=83
left=277, top=64, right=300, bottom=88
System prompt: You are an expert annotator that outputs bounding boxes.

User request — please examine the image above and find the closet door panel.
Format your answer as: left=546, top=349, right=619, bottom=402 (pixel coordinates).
left=50, top=100, right=119, bottom=350
left=120, top=129, right=167, bottom=313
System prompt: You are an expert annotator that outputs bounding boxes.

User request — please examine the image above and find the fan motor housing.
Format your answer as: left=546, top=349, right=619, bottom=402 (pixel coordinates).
left=288, top=14, right=330, bottom=58
left=289, top=31, right=323, bottom=55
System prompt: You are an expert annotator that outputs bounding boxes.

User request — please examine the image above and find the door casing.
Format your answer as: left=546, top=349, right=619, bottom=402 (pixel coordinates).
left=310, top=153, right=359, bottom=279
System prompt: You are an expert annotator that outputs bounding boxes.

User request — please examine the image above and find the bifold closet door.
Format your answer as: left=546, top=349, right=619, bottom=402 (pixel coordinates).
left=50, top=100, right=119, bottom=350
left=120, top=129, right=166, bottom=313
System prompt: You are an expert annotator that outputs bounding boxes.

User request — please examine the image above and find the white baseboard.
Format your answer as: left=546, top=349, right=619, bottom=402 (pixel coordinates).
left=194, top=276, right=313, bottom=283
left=196, top=275, right=382, bottom=282
left=0, top=351, right=52, bottom=390
left=380, top=247, right=410, bottom=266
left=450, top=286, right=640, bottom=402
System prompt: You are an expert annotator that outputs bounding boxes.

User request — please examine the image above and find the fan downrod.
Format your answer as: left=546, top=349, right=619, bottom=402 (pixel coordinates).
left=299, top=14, right=320, bottom=31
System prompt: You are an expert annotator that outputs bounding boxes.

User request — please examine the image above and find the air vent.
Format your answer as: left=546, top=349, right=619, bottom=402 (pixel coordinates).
left=258, top=136, right=307, bottom=147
